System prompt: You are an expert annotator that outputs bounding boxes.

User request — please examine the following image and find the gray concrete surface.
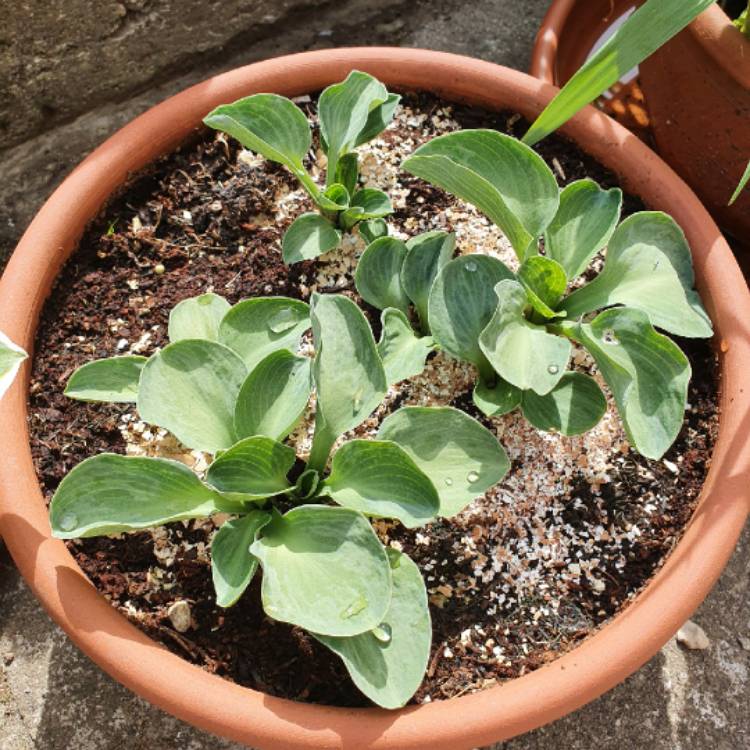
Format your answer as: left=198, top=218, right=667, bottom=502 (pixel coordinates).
left=1, top=0, right=748, bottom=747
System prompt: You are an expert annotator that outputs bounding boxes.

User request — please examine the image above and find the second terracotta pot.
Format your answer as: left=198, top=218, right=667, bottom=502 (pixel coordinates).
left=530, top=1, right=750, bottom=243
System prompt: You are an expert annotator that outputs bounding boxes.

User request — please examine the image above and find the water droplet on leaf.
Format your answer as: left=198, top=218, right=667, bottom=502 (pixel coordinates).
left=352, top=387, right=364, bottom=413
left=372, top=623, right=392, bottom=643
left=341, top=595, right=368, bottom=619
left=444, top=477, right=454, bottom=487
left=467, top=470, right=480, bottom=484
left=59, top=512, right=78, bottom=532
left=464, top=260, right=478, bottom=272
left=547, top=364, right=559, bottom=375
left=602, top=328, right=619, bottom=345
left=268, top=308, right=298, bottom=334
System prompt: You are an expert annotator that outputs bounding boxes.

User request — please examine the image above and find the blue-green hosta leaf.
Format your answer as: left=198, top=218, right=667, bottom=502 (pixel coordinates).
left=522, top=0, right=716, bottom=146
left=472, top=377, right=522, bottom=417
left=138, top=340, right=247, bottom=453
left=168, top=293, right=231, bottom=343
left=203, top=94, right=313, bottom=186
left=521, top=371, right=606, bottom=435
left=294, top=468, right=320, bottom=500
left=206, top=436, right=296, bottom=502
left=234, top=350, right=311, bottom=441
left=318, top=71, right=389, bottom=184
left=378, top=406, right=509, bottom=517
left=561, top=212, right=712, bottom=338
left=570, top=307, right=691, bottom=459
left=401, top=231, right=455, bottom=330
left=310, top=293, right=387, bottom=439
left=314, top=550, right=430, bottom=709
left=354, top=237, right=410, bottom=314
left=65, top=356, right=146, bottom=403
left=377, top=308, right=434, bottom=385
left=340, top=188, right=393, bottom=230
left=517, top=255, right=568, bottom=319
left=353, top=93, right=400, bottom=148
left=428, top=254, right=514, bottom=373
left=359, top=218, right=389, bottom=245
left=479, top=280, right=570, bottom=395
left=282, top=213, right=342, bottom=264
left=402, top=130, right=560, bottom=259
left=544, top=179, right=622, bottom=279
left=322, top=439, right=440, bottom=528
left=335, top=153, right=359, bottom=197
left=218, top=297, right=310, bottom=371
left=50, top=454, right=226, bottom=539
left=0, top=331, right=27, bottom=400
left=211, top=511, right=272, bottom=607
left=317, top=183, right=350, bottom=212
left=250, top=505, right=392, bottom=637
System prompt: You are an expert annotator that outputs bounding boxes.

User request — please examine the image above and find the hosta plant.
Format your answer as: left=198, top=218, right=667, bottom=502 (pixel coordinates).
left=50, top=290, right=509, bottom=708
left=204, top=71, right=399, bottom=264
left=401, top=129, right=713, bottom=460
left=0, top=331, right=27, bottom=400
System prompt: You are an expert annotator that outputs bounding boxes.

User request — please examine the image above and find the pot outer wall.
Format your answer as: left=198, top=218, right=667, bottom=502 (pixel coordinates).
left=1, top=48, right=750, bottom=750
left=530, top=1, right=750, bottom=244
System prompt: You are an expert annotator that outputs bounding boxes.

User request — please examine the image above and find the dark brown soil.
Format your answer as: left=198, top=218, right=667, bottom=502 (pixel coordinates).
left=28, top=92, right=719, bottom=707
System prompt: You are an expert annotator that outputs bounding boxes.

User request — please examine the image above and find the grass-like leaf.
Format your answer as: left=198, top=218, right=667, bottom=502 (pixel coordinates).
left=49, top=454, right=226, bottom=539
left=314, top=550, right=430, bottom=709
left=250, top=505, right=392, bottom=637
left=729, top=158, right=750, bottom=206
left=323, top=439, right=440, bottom=528
left=65, top=355, right=146, bottom=403
left=377, top=308, right=434, bottom=384
left=282, top=213, right=342, bottom=264
left=522, top=0, right=716, bottom=146
left=378, top=406, right=509, bottom=517
left=354, top=237, right=410, bottom=314
left=0, top=331, right=27, bottom=400
left=168, top=293, right=231, bottom=343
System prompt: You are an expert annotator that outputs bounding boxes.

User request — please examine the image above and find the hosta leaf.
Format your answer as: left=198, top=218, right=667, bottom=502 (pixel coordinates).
left=206, top=436, right=296, bottom=501
left=168, top=293, right=231, bottom=343
left=335, top=152, right=359, bottom=197
left=570, top=307, right=690, bottom=459
left=561, top=212, right=713, bottom=338
left=294, top=468, right=320, bottom=500
left=138, top=340, right=246, bottom=453
left=65, top=356, right=146, bottom=403
left=428, top=254, right=514, bottom=373
left=359, top=218, right=389, bottom=244
left=250, top=505, right=392, bottom=636
left=314, top=550, right=430, bottom=709
left=544, top=179, right=622, bottom=279
left=211, top=511, right=272, bottom=607
left=317, top=183, right=350, bottom=212
left=318, top=71, right=389, bottom=183
left=310, top=293, right=387, bottom=439
left=340, top=188, right=392, bottom=230
left=353, top=93, right=401, bottom=148
left=378, top=406, right=509, bottom=517
left=402, top=130, right=559, bottom=258
left=479, top=280, right=570, bottom=395
left=517, top=255, right=568, bottom=319
left=473, top=377, right=522, bottom=417
left=401, top=231, right=455, bottom=330
left=218, top=297, right=310, bottom=371
left=322, top=439, right=440, bottom=528
left=521, top=371, right=606, bottom=435
left=377, top=308, right=434, bottom=384
left=354, top=237, right=410, bottom=314
left=282, top=213, right=342, bottom=264
left=50, top=454, right=225, bottom=539
left=203, top=93, right=311, bottom=177
left=0, top=331, right=27, bottom=400
left=234, top=349, right=311, bottom=441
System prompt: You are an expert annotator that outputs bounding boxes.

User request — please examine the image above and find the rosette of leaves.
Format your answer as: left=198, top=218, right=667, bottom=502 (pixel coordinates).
left=203, top=71, right=399, bottom=264
left=52, top=290, right=509, bottom=708
left=402, top=129, right=713, bottom=459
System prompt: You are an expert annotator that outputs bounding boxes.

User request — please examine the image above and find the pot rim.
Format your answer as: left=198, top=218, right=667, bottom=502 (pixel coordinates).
left=0, top=48, right=748, bottom=750
left=530, top=1, right=750, bottom=87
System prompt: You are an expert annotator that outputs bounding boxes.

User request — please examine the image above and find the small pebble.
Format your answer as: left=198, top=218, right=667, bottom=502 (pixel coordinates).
left=3, top=652, right=14, bottom=665
left=154, top=263, right=166, bottom=275
left=168, top=600, right=192, bottom=633
left=676, top=620, right=710, bottom=650
left=737, top=635, right=750, bottom=652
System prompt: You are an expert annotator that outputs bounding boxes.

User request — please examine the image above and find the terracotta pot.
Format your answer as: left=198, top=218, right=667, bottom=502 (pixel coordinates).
left=530, top=1, right=750, bottom=242
left=1, top=48, right=749, bottom=750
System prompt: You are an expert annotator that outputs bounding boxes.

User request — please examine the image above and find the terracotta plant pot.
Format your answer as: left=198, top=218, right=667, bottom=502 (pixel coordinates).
left=530, top=1, right=750, bottom=243
left=1, top=48, right=749, bottom=750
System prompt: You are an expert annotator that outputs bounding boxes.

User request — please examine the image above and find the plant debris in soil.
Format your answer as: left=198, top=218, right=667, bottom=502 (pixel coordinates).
left=28, top=91, right=719, bottom=708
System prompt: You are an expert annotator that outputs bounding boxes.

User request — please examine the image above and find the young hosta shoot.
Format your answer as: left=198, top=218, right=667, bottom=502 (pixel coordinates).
left=0, top=330, right=28, bottom=400
left=403, top=129, right=713, bottom=459
left=51, top=290, right=510, bottom=709
left=203, top=71, right=399, bottom=264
